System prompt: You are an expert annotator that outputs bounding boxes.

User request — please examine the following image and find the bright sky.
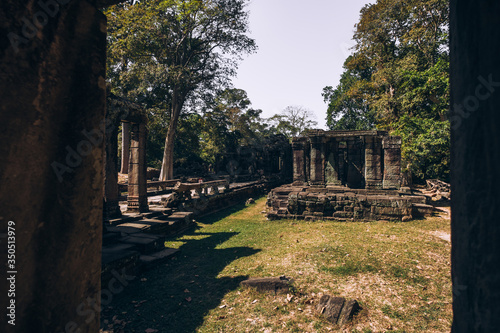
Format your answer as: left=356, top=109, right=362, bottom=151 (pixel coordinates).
left=232, top=0, right=373, bottom=129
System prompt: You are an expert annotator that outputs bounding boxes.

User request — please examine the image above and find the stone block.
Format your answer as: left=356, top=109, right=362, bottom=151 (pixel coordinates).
left=240, top=276, right=293, bottom=294
left=316, top=295, right=361, bottom=326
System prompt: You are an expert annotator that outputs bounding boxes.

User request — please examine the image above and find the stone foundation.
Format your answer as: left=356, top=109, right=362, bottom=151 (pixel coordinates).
left=267, top=185, right=433, bottom=222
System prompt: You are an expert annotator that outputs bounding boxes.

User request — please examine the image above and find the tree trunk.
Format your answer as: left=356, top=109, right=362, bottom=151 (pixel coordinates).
left=159, top=90, right=184, bottom=180
left=120, top=121, right=130, bottom=174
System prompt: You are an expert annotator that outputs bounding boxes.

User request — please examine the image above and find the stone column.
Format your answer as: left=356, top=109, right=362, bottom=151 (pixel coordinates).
left=364, top=136, right=383, bottom=189
left=127, top=122, right=148, bottom=212
left=346, top=137, right=364, bottom=188
left=120, top=121, right=131, bottom=174
left=450, top=1, right=500, bottom=331
left=382, top=136, right=401, bottom=189
left=292, top=138, right=307, bottom=184
left=325, top=139, right=342, bottom=186
left=0, top=2, right=106, bottom=332
left=104, top=121, right=122, bottom=219
left=309, top=135, right=325, bottom=186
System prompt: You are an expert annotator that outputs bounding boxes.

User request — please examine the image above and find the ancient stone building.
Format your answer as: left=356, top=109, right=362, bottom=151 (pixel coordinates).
left=291, top=130, right=401, bottom=189
left=105, top=91, right=149, bottom=219
left=215, top=134, right=293, bottom=184
left=0, top=1, right=111, bottom=332
left=1, top=0, right=500, bottom=332
left=267, top=130, right=432, bottom=221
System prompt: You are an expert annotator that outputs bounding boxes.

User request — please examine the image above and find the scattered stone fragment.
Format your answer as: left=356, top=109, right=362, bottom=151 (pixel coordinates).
left=246, top=198, right=256, bottom=205
left=240, top=276, right=293, bottom=295
left=316, top=295, right=361, bottom=326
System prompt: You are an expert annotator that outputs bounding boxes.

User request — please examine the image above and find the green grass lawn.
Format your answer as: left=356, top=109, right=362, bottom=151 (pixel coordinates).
left=101, top=197, right=452, bottom=333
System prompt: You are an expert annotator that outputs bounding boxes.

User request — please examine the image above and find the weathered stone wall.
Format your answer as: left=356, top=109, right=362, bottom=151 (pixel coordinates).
left=0, top=1, right=107, bottom=332
left=292, top=130, right=402, bottom=190
left=450, top=1, right=500, bottom=331
left=216, top=135, right=292, bottom=184
left=267, top=186, right=429, bottom=222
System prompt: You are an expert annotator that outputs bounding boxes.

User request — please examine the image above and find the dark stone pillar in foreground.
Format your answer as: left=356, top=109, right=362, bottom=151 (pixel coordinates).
left=104, top=119, right=122, bottom=219
left=0, top=1, right=106, bottom=332
left=450, top=1, right=500, bottom=331
left=127, top=122, right=148, bottom=212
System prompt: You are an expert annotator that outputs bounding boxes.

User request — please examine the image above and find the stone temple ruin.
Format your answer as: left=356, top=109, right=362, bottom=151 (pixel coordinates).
left=267, top=130, right=433, bottom=221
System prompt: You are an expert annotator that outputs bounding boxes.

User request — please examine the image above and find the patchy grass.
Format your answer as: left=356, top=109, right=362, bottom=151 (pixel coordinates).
left=101, top=197, right=452, bottom=333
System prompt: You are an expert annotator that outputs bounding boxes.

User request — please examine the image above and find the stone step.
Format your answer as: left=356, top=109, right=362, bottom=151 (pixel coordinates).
left=139, top=218, right=181, bottom=234
left=108, top=223, right=151, bottom=235
left=279, top=201, right=288, bottom=208
left=141, top=210, right=165, bottom=219
left=101, top=248, right=141, bottom=287
left=412, top=203, right=435, bottom=217
left=169, top=211, right=194, bottom=221
left=102, top=242, right=138, bottom=254
left=108, top=214, right=143, bottom=226
left=140, top=248, right=179, bottom=269
left=102, top=231, right=121, bottom=246
left=118, top=233, right=166, bottom=254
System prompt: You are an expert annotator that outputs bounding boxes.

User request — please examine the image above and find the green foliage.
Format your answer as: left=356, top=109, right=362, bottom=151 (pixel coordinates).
left=323, top=0, right=450, bottom=181
left=323, top=57, right=375, bottom=130
left=105, top=0, right=257, bottom=177
left=200, top=88, right=272, bottom=163
left=393, top=115, right=450, bottom=181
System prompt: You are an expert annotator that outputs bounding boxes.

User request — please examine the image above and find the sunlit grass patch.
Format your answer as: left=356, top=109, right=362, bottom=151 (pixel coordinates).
left=102, top=196, right=451, bottom=333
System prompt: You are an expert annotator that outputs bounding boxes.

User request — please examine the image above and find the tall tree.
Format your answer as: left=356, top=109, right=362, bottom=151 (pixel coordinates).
left=200, top=88, right=270, bottom=163
left=269, top=106, right=318, bottom=140
left=322, top=56, right=375, bottom=130
left=323, top=0, right=449, bottom=181
left=106, top=0, right=256, bottom=180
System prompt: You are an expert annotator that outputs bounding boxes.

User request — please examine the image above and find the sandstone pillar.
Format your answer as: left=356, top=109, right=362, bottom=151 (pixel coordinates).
left=127, top=122, right=148, bottom=212
left=450, top=1, right=500, bottom=331
left=364, top=136, right=383, bottom=189
left=382, top=136, right=401, bottom=190
left=325, top=139, right=342, bottom=186
left=346, top=137, right=364, bottom=188
left=292, top=138, right=307, bottom=184
left=104, top=121, right=121, bottom=219
left=309, top=136, right=325, bottom=186
left=0, top=1, right=106, bottom=332
left=120, top=121, right=131, bottom=174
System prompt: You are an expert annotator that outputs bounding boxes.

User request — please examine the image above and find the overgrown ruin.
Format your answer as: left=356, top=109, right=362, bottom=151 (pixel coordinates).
left=267, top=130, right=433, bottom=221
left=1, top=0, right=500, bottom=331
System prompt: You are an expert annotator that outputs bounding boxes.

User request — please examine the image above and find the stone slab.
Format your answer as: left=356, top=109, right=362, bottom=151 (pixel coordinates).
left=316, top=295, right=361, bottom=326
left=119, top=234, right=165, bottom=254
left=240, top=276, right=293, bottom=294
left=109, top=223, right=151, bottom=234
left=139, top=248, right=179, bottom=268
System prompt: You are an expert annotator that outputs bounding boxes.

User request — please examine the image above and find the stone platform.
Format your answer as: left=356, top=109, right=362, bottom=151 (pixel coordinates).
left=266, top=185, right=434, bottom=221
left=101, top=208, right=194, bottom=285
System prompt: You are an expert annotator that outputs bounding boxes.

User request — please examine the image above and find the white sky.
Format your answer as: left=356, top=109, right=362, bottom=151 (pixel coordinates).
left=232, top=0, right=374, bottom=129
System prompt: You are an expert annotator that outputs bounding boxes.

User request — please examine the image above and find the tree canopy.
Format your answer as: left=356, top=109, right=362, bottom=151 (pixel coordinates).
left=105, top=0, right=257, bottom=179
left=269, top=106, right=318, bottom=140
left=323, top=0, right=449, bottom=181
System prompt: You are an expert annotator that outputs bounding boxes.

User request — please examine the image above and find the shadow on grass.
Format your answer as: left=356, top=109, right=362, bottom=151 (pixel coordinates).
left=100, top=228, right=260, bottom=333
left=197, top=202, right=248, bottom=225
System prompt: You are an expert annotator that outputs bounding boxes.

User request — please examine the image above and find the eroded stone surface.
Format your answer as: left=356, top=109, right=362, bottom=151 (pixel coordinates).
left=267, top=185, right=428, bottom=221
left=240, top=276, right=293, bottom=294
left=316, top=295, right=361, bottom=326
left=292, top=130, right=401, bottom=190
